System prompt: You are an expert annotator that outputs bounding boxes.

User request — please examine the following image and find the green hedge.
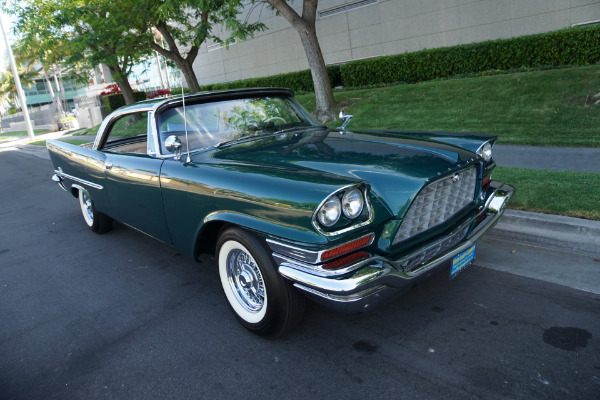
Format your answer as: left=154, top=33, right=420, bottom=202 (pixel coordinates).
left=175, top=26, right=598, bottom=95
left=170, top=87, right=190, bottom=95
left=102, top=91, right=147, bottom=113
left=195, top=65, right=342, bottom=93
left=340, top=25, right=600, bottom=87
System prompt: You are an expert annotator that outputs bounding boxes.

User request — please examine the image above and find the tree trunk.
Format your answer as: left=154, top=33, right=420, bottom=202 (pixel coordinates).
left=149, top=27, right=201, bottom=93
left=52, top=65, right=66, bottom=113
left=109, top=65, right=137, bottom=105
left=179, top=60, right=200, bottom=93
left=297, top=24, right=335, bottom=122
left=42, top=67, right=64, bottom=117
left=57, top=66, right=68, bottom=112
left=154, top=51, right=166, bottom=90
left=264, top=0, right=336, bottom=122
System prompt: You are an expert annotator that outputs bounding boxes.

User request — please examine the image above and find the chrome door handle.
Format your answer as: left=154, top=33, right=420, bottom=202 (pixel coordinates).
left=105, top=161, right=113, bottom=170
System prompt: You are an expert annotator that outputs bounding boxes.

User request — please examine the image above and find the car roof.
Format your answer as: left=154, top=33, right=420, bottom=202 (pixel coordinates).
left=113, top=87, right=296, bottom=115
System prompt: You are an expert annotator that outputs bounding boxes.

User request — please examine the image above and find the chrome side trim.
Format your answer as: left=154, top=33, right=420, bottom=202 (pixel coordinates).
left=55, top=167, right=104, bottom=190
left=267, top=232, right=375, bottom=265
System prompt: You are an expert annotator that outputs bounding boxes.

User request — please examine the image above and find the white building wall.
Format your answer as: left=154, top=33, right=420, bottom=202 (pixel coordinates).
left=192, top=0, right=600, bottom=85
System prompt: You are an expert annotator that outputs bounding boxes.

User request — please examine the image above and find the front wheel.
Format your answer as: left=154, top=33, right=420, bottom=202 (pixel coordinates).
left=78, top=189, right=112, bottom=234
left=217, top=227, right=305, bottom=337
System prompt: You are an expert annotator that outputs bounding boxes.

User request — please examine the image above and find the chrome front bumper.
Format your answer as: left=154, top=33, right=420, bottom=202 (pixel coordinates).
left=271, top=182, right=514, bottom=313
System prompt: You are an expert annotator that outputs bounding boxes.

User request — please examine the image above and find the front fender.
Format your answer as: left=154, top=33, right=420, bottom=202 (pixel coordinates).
left=159, top=160, right=363, bottom=260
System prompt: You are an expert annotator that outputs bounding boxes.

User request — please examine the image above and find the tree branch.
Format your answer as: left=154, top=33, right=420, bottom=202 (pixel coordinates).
left=264, top=0, right=305, bottom=28
left=302, top=0, right=318, bottom=26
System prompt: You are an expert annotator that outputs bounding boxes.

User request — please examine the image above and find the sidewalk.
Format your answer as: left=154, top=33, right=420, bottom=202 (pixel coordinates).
left=490, top=144, right=600, bottom=258
left=0, top=130, right=96, bottom=159
left=494, top=144, right=600, bottom=173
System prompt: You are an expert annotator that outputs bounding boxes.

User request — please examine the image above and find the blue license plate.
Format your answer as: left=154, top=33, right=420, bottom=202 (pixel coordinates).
left=450, top=244, right=476, bottom=279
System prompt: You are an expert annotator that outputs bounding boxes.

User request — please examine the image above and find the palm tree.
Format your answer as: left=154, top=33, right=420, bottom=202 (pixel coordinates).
left=0, top=63, right=38, bottom=111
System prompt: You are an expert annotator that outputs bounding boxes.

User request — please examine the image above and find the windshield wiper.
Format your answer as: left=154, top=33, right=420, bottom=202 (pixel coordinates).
left=215, top=125, right=328, bottom=148
left=214, top=131, right=281, bottom=148
left=274, top=125, right=328, bottom=135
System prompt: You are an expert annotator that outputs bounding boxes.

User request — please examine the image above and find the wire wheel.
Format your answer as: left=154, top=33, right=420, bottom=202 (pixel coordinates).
left=226, top=247, right=266, bottom=316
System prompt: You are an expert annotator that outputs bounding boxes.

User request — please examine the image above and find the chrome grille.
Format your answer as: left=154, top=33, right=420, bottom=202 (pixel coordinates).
left=393, top=167, right=476, bottom=245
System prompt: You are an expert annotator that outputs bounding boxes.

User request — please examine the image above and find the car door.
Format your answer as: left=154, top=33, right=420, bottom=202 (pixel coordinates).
left=100, top=111, right=172, bottom=244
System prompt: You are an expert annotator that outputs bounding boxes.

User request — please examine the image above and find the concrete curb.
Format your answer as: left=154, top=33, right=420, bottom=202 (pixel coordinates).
left=489, top=209, right=600, bottom=257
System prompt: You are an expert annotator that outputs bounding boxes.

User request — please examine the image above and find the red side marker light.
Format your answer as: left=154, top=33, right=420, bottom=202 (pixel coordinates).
left=321, top=234, right=374, bottom=262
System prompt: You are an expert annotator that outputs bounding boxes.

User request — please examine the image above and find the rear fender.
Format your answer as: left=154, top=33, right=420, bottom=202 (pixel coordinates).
left=47, top=140, right=109, bottom=211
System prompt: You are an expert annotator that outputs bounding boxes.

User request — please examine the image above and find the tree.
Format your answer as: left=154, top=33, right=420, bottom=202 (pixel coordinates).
left=262, top=0, right=335, bottom=121
left=13, top=37, right=65, bottom=117
left=0, top=63, right=37, bottom=110
left=11, top=0, right=153, bottom=105
left=129, top=0, right=265, bottom=93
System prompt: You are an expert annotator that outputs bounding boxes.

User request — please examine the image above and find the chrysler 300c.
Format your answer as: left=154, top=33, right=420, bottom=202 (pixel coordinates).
left=47, top=88, right=513, bottom=337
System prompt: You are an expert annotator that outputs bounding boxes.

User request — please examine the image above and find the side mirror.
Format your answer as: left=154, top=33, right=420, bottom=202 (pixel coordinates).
left=164, top=135, right=182, bottom=160
left=338, top=111, right=353, bottom=133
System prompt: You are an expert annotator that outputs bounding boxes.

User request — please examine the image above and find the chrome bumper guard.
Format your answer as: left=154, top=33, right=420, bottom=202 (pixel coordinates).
left=52, top=173, right=68, bottom=191
left=271, top=182, right=514, bottom=313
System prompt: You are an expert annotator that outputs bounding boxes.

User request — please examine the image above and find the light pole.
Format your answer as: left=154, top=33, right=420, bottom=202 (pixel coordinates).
left=0, top=13, right=34, bottom=140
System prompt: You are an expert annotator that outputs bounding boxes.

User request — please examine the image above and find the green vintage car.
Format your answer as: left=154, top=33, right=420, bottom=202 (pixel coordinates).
left=48, top=88, right=513, bottom=337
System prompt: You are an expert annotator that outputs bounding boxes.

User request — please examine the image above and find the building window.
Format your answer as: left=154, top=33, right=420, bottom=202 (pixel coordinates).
left=318, top=0, right=378, bottom=19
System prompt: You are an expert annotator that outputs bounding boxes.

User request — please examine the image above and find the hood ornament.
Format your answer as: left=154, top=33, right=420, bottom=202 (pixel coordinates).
left=338, top=111, right=353, bottom=133
left=452, top=174, right=461, bottom=183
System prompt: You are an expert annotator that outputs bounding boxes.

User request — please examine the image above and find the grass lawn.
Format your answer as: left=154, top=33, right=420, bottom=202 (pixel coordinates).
left=1, top=129, right=52, bottom=136
left=492, top=167, right=600, bottom=220
left=296, top=65, right=600, bottom=147
left=296, top=66, right=600, bottom=219
left=28, top=139, right=91, bottom=146
left=72, top=125, right=101, bottom=136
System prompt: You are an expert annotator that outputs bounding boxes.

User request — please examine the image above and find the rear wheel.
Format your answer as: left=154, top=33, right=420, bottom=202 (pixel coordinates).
left=217, top=227, right=305, bottom=337
left=78, top=189, right=112, bottom=234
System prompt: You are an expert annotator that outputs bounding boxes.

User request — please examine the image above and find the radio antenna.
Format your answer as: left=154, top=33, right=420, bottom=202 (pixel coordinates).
left=181, top=76, right=191, bottom=163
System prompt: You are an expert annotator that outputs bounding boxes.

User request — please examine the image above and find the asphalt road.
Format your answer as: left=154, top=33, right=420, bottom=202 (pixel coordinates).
left=1, top=150, right=598, bottom=400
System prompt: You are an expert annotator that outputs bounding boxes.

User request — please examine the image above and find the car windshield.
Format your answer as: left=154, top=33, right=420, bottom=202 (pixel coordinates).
left=157, top=96, right=321, bottom=154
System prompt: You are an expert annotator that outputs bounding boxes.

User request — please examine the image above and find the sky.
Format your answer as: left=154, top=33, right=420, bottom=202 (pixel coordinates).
left=0, top=10, right=172, bottom=91
left=0, top=12, right=18, bottom=73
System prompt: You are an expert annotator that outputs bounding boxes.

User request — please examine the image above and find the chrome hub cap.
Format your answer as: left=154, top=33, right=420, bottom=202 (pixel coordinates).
left=226, top=249, right=265, bottom=314
left=81, top=191, right=94, bottom=223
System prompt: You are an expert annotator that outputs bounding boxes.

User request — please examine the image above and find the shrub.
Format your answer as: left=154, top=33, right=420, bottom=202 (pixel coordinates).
left=339, top=25, right=600, bottom=87
left=193, top=65, right=342, bottom=93
left=100, top=83, right=120, bottom=96
left=147, top=89, right=171, bottom=99
left=169, top=26, right=599, bottom=94
left=170, top=87, right=191, bottom=95
left=102, top=91, right=147, bottom=113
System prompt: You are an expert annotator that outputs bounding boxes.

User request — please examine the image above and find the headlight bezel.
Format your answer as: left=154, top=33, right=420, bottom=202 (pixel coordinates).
left=316, top=196, right=342, bottom=227
left=313, top=185, right=373, bottom=236
left=476, top=141, right=493, bottom=162
left=341, top=187, right=364, bottom=219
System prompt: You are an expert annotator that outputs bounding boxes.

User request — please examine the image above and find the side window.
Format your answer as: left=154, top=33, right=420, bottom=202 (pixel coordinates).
left=102, top=112, right=149, bottom=154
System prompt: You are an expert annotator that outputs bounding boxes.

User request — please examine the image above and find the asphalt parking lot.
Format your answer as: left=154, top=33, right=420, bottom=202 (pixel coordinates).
left=1, top=150, right=598, bottom=400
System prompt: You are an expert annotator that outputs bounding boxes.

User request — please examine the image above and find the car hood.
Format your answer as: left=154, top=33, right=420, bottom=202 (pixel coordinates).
left=203, top=128, right=480, bottom=215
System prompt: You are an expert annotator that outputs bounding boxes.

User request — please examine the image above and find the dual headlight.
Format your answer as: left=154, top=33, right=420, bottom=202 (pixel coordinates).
left=477, top=142, right=493, bottom=162
left=316, top=187, right=365, bottom=228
